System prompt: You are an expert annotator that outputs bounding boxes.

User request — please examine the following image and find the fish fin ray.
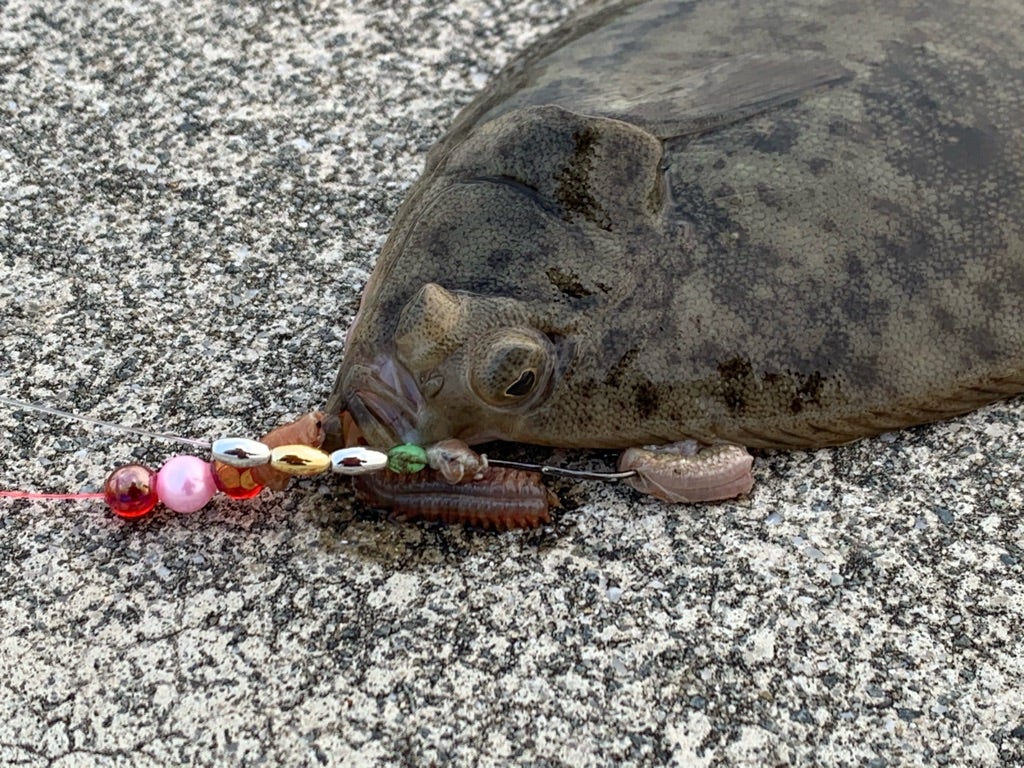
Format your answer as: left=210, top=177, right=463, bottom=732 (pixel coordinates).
left=570, top=54, right=854, bottom=140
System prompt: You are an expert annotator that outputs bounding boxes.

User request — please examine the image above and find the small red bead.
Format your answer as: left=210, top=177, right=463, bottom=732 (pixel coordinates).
left=104, top=464, right=159, bottom=519
left=211, top=460, right=264, bottom=500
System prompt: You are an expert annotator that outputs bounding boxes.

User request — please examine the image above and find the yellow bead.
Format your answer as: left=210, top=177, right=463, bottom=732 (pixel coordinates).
left=269, top=444, right=331, bottom=476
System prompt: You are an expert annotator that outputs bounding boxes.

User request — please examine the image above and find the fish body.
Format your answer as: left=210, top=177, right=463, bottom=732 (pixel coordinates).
left=327, top=0, right=1024, bottom=461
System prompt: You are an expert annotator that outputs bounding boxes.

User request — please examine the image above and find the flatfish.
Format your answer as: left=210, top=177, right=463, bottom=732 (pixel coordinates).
left=322, top=0, right=1024, bottom=525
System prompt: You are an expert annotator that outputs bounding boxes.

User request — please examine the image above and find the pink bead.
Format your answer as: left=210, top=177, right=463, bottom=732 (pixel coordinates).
left=155, top=455, right=217, bottom=513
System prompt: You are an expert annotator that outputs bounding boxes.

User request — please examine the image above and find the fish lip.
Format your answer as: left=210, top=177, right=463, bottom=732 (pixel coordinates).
left=344, top=354, right=424, bottom=448
left=320, top=411, right=345, bottom=452
left=350, top=389, right=413, bottom=447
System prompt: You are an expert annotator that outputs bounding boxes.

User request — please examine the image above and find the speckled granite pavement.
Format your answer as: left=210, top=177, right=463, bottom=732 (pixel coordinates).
left=1, top=1, right=1022, bottom=765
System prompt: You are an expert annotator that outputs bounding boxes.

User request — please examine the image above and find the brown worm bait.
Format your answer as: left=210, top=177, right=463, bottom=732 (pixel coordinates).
left=353, top=467, right=557, bottom=530
left=323, top=415, right=561, bottom=528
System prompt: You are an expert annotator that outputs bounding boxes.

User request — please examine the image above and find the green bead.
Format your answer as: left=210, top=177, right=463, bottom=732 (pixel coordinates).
left=387, top=444, right=428, bottom=474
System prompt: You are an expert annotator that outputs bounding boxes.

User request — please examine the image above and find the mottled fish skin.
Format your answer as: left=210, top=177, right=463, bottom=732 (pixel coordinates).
left=327, top=0, right=1024, bottom=453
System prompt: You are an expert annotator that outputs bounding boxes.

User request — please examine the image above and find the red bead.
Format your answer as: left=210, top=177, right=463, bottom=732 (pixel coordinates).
left=211, top=460, right=264, bottom=500
left=104, top=464, right=159, bottom=519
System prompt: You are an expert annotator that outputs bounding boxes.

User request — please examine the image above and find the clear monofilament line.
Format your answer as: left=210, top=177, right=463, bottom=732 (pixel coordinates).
left=0, top=395, right=211, bottom=450
left=487, top=458, right=637, bottom=481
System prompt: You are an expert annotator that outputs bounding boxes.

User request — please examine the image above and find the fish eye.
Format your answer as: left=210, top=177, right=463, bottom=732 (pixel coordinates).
left=469, top=328, right=552, bottom=407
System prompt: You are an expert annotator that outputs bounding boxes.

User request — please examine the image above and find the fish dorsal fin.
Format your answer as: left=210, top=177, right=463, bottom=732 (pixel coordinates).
left=561, top=53, right=854, bottom=140
left=439, top=37, right=853, bottom=152
left=439, top=105, right=665, bottom=228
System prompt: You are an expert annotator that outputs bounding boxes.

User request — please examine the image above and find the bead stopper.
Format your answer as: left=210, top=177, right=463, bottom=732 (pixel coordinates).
left=330, top=447, right=389, bottom=475
left=156, top=455, right=218, bottom=513
left=211, top=461, right=264, bottom=500
left=387, top=444, right=428, bottom=474
left=211, top=438, right=272, bottom=468
left=104, top=464, right=159, bottom=519
left=269, top=444, right=332, bottom=476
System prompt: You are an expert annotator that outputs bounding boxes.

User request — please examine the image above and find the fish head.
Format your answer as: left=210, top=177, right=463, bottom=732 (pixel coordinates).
left=336, top=282, right=575, bottom=448
left=325, top=105, right=670, bottom=451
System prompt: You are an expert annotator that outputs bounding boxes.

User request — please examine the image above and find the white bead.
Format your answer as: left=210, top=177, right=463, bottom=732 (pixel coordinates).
left=211, top=438, right=272, bottom=467
left=330, top=447, right=389, bottom=475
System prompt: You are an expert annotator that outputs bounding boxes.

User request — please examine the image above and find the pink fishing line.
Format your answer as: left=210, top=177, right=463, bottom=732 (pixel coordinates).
left=0, top=491, right=105, bottom=500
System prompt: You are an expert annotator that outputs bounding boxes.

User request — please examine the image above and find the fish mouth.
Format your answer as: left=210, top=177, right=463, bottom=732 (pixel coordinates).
left=341, top=354, right=425, bottom=449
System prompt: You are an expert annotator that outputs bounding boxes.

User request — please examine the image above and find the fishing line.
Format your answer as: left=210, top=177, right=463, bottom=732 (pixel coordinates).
left=0, top=395, right=636, bottom=520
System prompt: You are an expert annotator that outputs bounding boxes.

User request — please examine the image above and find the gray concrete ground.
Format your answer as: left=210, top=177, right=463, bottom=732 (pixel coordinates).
left=1, top=1, right=1022, bottom=765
